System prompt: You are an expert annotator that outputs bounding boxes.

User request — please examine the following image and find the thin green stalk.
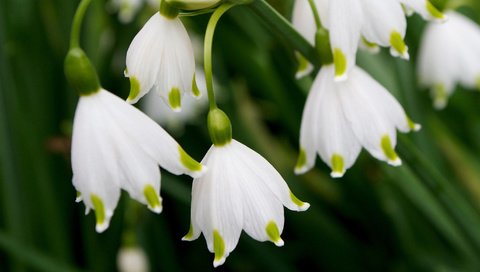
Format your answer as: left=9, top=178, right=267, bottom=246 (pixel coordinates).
left=307, top=0, right=323, bottom=29
left=247, top=0, right=320, bottom=67
left=204, top=2, right=236, bottom=110
left=69, top=0, right=92, bottom=49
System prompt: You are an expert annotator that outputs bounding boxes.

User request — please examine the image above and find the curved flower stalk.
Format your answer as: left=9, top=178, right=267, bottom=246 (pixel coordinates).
left=183, top=136, right=310, bottom=267
left=418, top=11, right=480, bottom=109
left=72, top=88, right=205, bottom=232
left=291, top=0, right=445, bottom=81
left=295, top=65, right=421, bottom=178
left=125, top=9, right=198, bottom=110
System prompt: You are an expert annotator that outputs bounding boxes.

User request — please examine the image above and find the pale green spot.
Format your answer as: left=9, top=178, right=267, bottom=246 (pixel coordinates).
left=390, top=31, right=407, bottom=56
left=331, top=154, right=344, bottom=176
left=361, top=37, right=377, bottom=49
left=266, top=221, right=282, bottom=244
left=192, top=74, right=201, bottom=97
left=333, top=48, right=347, bottom=78
left=168, top=87, right=181, bottom=110
left=295, top=149, right=307, bottom=171
left=213, top=230, right=225, bottom=263
left=183, top=223, right=194, bottom=240
left=178, top=146, right=202, bottom=172
left=381, top=135, right=399, bottom=162
left=432, top=83, right=448, bottom=109
left=426, top=1, right=444, bottom=19
left=90, top=194, right=105, bottom=227
left=144, top=185, right=161, bottom=211
left=406, top=116, right=421, bottom=131
left=128, top=76, right=140, bottom=101
left=290, top=190, right=305, bottom=207
left=296, top=53, right=310, bottom=74
left=76, top=191, right=81, bottom=198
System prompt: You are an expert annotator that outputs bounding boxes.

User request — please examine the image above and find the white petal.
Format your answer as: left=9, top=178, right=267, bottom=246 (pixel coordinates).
left=398, top=0, right=446, bottom=21
left=292, top=0, right=316, bottom=45
left=327, top=0, right=363, bottom=80
left=314, top=66, right=362, bottom=177
left=337, top=67, right=402, bottom=166
left=126, top=13, right=195, bottom=108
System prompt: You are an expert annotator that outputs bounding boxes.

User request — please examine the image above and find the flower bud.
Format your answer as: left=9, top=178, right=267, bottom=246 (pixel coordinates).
left=64, top=48, right=100, bottom=96
left=208, top=108, right=232, bottom=146
left=165, top=0, right=222, bottom=11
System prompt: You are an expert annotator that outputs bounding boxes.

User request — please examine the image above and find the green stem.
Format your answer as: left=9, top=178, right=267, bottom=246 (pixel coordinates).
left=247, top=0, right=320, bottom=67
left=307, top=0, right=323, bottom=29
left=204, top=2, right=236, bottom=110
left=69, top=0, right=92, bottom=49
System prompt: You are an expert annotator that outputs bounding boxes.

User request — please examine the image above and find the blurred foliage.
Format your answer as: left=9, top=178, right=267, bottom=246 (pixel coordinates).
left=1, top=0, right=480, bottom=271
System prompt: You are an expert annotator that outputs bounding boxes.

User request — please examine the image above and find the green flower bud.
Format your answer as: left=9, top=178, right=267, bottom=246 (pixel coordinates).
left=166, top=0, right=222, bottom=11
left=315, top=28, right=333, bottom=66
left=208, top=108, right=232, bottom=147
left=64, top=48, right=100, bottom=96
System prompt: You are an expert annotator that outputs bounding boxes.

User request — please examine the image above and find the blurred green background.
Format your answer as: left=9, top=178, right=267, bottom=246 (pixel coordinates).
left=1, top=0, right=480, bottom=271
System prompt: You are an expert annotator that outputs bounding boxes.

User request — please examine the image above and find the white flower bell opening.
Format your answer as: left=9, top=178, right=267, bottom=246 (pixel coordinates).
left=125, top=12, right=198, bottom=111
left=72, top=89, right=205, bottom=232
left=296, top=65, right=421, bottom=178
left=182, top=140, right=310, bottom=267
left=418, top=11, right=480, bottom=109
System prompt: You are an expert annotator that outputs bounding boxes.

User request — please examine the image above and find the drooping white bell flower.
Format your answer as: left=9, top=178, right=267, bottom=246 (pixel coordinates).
left=291, top=0, right=445, bottom=81
left=125, top=12, right=198, bottom=111
left=72, top=88, right=205, bottom=232
left=418, top=11, right=480, bottom=109
left=182, top=109, right=309, bottom=267
left=182, top=140, right=310, bottom=267
left=295, top=65, right=420, bottom=178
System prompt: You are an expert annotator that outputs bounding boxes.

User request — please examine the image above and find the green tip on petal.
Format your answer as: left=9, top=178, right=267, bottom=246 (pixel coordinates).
left=213, top=230, right=226, bottom=267
left=76, top=191, right=82, bottom=202
left=90, top=194, right=108, bottom=233
left=266, top=221, right=284, bottom=247
left=178, top=145, right=204, bottom=177
left=426, top=1, right=445, bottom=20
left=294, top=148, right=308, bottom=175
left=127, top=76, right=141, bottom=102
left=192, top=74, right=201, bottom=97
left=361, top=37, right=380, bottom=54
left=333, top=48, right=347, bottom=80
left=381, top=135, right=401, bottom=167
left=330, top=154, right=345, bottom=178
left=432, top=83, right=448, bottom=110
left=289, top=190, right=310, bottom=211
left=295, top=53, right=313, bottom=79
left=390, top=31, right=409, bottom=59
left=168, top=87, right=182, bottom=112
left=182, top=223, right=195, bottom=241
left=407, top=116, right=422, bottom=132
left=144, top=185, right=162, bottom=213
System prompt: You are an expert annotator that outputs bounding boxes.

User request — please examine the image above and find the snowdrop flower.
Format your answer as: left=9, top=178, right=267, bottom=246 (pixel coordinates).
left=117, top=246, right=149, bottom=272
left=418, top=11, right=480, bottom=109
left=182, top=109, right=310, bottom=267
left=291, top=0, right=445, bottom=80
left=125, top=3, right=198, bottom=110
left=295, top=65, right=420, bottom=178
left=108, top=0, right=143, bottom=23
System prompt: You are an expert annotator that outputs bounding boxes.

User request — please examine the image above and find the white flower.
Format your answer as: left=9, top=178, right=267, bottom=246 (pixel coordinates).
left=418, top=11, right=480, bottom=109
left=291, top=0, right=445, bottom=80
left=142, top=70, right=208, bottom=132
left=117, top=247, right=149, bottom=272
left=108, top=0, right=143, bottom=23
left=125, top=12, right=197, bottom=110
left=182, top=140, right=310, bottom=267
left=72, top=89, right=205, bottom=232
left=295, top=65, right=420, bottom=178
